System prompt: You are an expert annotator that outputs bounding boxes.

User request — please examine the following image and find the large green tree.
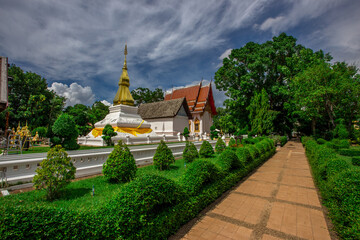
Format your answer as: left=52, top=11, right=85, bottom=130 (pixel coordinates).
left=212, top=107, right=237, bottom=134
left=65, top=104, right=92, bottom=136
left=131, top=87, right=164, bottom=106
left=65, top=101, right=109, bottom=136
left=0, top=65, right=65, bottom=130
left=214, top=33, right=329, bottom=135
left=292, top=61, right=360, bottom=135
left=89, top=101, right=109, bottom=126
left=247, top=89, right=278, bottom=135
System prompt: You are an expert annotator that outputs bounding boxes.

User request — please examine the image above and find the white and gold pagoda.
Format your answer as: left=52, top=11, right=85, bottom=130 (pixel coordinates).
left=79, top=44, right=156, bottom=146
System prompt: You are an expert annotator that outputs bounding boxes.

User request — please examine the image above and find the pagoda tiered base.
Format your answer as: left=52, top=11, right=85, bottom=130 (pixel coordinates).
left=78, top=104, right=169, bottom=146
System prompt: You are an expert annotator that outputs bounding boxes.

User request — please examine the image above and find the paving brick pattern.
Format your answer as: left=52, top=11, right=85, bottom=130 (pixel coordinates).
left=177, top=141, right=332, bottom=240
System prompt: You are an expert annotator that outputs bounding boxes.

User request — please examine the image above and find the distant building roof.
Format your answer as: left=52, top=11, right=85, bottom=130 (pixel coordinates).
left=138, top=97, right=192, bottom=119
left=164, top=82, right=217, bottom=115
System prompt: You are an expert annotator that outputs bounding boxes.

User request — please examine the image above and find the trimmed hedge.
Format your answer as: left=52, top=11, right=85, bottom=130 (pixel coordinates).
left=338, top=148, right=360, bottom=156
left=236, top=147, right=252, bottom=164
left=328, top=170, right=360, bottom=239
left=325, top=139, right=350, bottom=150
left=0, top=138, right=276, bottom=240
left=101, top=174, right=186, bottom=239
left=316, top=138, right=327, bottom=145
left=318, top=157, right=350, bottom=181
left=215, top=149, right=243, bottom=173
left=280, top=136, right=287, bottom=146
left=352, top=157, right=360, bottom=166
left=303, top=138, right=360, bottom=239
left=180, top=160, right=220, bottom=196
left=246, top=144, right=260, bottom=161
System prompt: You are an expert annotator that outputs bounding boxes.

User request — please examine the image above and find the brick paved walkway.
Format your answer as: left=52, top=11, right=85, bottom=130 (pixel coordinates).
left=175, top=141, right=332, bottom=240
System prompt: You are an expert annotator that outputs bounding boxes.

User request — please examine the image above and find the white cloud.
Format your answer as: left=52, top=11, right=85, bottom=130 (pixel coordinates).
left=219, top=49, right=233, bottom=61
left=101, top=100, right=111, bottom=106
left=0, top=0, right=269, bottom=83
left=49, top=82, right=95, bottom=107
left=258, top=0, right=344, bottom=34
left=217, top=48, right=233, bottom=67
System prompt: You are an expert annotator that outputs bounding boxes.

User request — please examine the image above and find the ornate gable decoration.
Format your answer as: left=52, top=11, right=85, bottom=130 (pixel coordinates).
left=164, top=81, right=217, bottom=115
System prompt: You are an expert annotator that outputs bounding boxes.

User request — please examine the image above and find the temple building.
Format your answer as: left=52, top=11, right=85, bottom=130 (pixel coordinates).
left=138, top=97, right=192, bottom=136
left=78, top=44, right=216, bottom=146
left=164, top=81, right=217, bottom=136
left=78, top=44, right=159, bottom=146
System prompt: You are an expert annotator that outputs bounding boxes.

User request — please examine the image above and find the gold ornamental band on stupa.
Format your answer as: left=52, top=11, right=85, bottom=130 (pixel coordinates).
left=113, top=44, right=135, bottom=106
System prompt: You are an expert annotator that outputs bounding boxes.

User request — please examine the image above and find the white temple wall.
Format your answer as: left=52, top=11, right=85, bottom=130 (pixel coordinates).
left=146, top=118, right=174, bottom=135
left=202, top=111, right=211, bottom=133
left=173, top=115, right=189, bottom=134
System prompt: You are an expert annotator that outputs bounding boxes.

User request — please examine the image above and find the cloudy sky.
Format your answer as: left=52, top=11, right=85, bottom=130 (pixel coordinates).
left=0, top=0, right=359, bottom=107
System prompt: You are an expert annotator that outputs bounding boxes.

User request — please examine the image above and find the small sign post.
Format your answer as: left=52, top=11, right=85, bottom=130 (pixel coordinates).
left=1, top=190, right=10, bottom=196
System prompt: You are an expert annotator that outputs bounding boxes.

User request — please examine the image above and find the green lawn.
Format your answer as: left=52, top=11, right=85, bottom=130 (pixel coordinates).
left=0, top=156, right=217, bottom=211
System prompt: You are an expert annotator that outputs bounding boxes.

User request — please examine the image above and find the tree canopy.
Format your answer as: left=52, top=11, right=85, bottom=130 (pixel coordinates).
left=64, top=101, right=109, bottom=136
left=292, top=61, right=360, bottom=135
left=214, top=33, right=356, bottom=137
left=0, top=65, right=65, bottom=130
left=131, top=87, right=164, bottom=106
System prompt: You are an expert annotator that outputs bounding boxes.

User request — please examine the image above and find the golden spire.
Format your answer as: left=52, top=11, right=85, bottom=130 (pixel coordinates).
left=113, top=43, right=135, bottom=106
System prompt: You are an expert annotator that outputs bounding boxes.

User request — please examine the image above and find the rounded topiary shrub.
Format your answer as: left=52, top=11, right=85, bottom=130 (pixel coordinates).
left=52, top=113, right=80, bottom=150
left=316, top=138, right=327, bottom=145
left=254, top=142, right=265, bottom=155
left=153, top=140, right=175, bottom=170
left=215, top=138, right=226, bottom=153
left=102, top=124, right=117, bottom=146
left=246, top=144, right=260, bottom=161
left=236, top=147, right=252, bottom=165
left=182, top=127, right=190, bottom=140
left=228, top=137, right=236, bottom=147
left=103, top=174, right=185, bottom=239
left=180, top=159, right=220, bottom=195
left=199, top=140, right=214, bottom=158
left=33, top=145, right=76, bottom=200
left=103, top=140, right=137, bottom=182
left=215, top=149, right=243, bottom=173
left=183, top=141, right=198, bottom=163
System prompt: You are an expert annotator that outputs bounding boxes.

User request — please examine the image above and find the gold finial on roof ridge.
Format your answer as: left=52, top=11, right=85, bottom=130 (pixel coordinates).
left=113, top=43, right=135, bottom=106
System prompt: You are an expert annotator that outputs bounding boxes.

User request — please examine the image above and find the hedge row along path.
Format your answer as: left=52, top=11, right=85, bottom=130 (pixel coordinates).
left=172, top=141, right=333, bottom=240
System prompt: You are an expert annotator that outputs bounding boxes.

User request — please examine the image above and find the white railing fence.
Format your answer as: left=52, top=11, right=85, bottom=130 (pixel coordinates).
left=0, top=141, right=216, bottom=186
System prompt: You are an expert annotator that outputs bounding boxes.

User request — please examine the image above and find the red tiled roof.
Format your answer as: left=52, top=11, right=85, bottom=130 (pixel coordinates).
left=198, top=86, right=209, bottom=102
left=164, top=85, right=200, bottom=101
left=164, top=82, right=217, bottom=115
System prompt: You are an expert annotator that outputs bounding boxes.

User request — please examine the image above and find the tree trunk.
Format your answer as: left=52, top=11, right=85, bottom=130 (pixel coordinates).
left=312, top=119, right=316, bottom=136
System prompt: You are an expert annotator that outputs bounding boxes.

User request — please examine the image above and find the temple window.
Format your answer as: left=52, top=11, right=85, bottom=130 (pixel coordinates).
left=188, top=120, right=191, bottom=132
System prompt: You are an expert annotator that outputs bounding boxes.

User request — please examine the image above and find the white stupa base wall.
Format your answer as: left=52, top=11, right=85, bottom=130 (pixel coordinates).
left=78, top=131, right=181, bottom=146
